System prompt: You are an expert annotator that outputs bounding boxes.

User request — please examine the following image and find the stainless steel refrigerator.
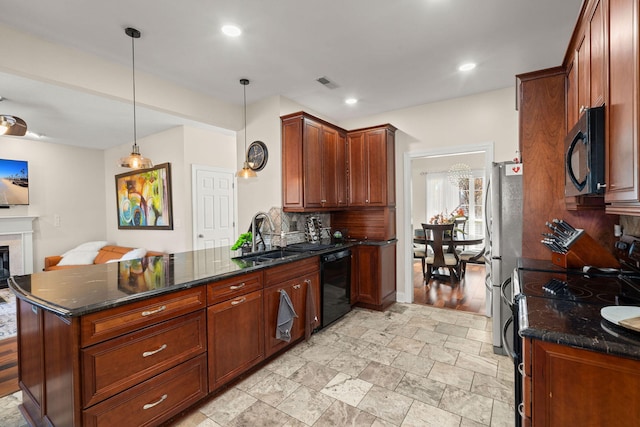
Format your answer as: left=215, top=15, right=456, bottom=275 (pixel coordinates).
left=485, top=161, right=523, bottom=355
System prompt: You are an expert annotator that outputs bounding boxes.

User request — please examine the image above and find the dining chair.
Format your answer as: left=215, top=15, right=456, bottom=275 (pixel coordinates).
left=421, top=223, right=460, bottom=283
left=458, top=246, right=486, bottom=278
left=413, top=228, right=431, bottom=278
left=453, top=217, right=468, bottom=239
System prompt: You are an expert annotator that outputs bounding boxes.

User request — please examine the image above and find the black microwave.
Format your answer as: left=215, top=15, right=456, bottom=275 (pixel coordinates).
left=565, top=106, right=605, bottom=197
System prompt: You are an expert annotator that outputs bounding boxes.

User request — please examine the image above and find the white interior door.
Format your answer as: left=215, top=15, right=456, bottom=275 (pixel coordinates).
left=192, top=165, right=236, bottom=250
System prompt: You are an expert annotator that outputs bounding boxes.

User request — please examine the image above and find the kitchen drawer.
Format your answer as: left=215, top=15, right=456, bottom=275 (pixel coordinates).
left=81, top=287, right=206, bottom=347
left=264, top=257, right=319, bottom=287
left=82, top=310, right=206, bottom=407
left=83, top=354, right=207, bottom=427
left=207, top=271, right=262, bottom=305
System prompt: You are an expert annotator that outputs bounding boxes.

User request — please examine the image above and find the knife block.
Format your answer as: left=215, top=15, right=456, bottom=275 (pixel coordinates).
left=551, top=230, right=620, bottom=269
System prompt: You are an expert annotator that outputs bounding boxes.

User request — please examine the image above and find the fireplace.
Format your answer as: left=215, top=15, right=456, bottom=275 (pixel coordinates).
left=0, top=216, right=36, bottom=283
left=0, top=245, right=8, bottom=286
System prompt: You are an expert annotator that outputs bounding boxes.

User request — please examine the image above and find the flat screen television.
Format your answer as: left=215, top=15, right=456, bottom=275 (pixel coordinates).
left=0, top=158, right=29, bottom=205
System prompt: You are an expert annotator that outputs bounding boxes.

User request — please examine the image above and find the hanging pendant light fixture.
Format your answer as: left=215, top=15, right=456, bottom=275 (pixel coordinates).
left=119, top=27, right=153, bottom=169
left=236, top=78, right=257, bottom=179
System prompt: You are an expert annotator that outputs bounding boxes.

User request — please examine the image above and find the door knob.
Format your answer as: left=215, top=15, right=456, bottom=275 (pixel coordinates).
left=198, top=234, right=204, bottom=238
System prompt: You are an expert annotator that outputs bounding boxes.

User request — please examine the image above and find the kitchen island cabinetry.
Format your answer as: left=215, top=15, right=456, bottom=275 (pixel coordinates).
left=263, top=257, right=320, bottom=357
left=347, top=124, right=396, bottom=207
left=207, top=272, right=264, bottom=391
left=354, top=241, right=396, bottom=311
left=522, top=338, right=640, bottom=426
left=281, top=112, right=348, bottom=212
left=17, top=286, right=208, bottom=427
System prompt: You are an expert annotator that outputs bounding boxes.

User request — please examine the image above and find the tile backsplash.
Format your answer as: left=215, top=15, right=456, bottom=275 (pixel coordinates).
left=266, top=207, right=331, bottom=246
left=621, top=215, right=640, bottom=238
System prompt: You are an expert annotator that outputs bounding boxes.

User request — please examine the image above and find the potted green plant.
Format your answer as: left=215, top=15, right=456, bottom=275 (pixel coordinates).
left=231, top=232, right=253, bottom=254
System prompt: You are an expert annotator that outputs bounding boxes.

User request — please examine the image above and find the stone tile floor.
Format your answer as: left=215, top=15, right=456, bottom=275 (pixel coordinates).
left=0, top=303, right=515, bottom=426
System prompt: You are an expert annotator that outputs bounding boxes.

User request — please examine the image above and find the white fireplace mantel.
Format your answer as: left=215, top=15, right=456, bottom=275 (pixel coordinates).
left=0, top=216, right=37, bottom=275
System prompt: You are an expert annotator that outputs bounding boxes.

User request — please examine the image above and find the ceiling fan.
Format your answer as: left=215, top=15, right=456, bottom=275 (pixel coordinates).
left=0, top=115, right=27, bottom=136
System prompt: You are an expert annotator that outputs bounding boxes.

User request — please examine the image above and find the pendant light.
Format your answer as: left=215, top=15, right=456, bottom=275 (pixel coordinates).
left=119, top=27, right=153, bottom=169
left=236, top=78, right=257, bottom=179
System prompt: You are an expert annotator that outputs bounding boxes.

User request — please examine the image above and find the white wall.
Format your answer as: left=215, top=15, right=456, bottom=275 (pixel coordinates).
left=0, top=136, right=105, bottom=272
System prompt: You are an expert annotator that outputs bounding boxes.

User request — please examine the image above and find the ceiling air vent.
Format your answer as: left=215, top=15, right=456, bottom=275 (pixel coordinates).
left=316, top=76, right=338, bottom=89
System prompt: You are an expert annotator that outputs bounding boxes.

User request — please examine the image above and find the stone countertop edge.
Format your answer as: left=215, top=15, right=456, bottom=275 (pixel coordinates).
left=519, top=295, right=640, bottom=360
left=8, top=240, right=371, bottom=318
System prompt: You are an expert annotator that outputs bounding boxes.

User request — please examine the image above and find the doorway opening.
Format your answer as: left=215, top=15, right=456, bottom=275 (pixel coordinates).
left=404, top=143, right=493, bottom=316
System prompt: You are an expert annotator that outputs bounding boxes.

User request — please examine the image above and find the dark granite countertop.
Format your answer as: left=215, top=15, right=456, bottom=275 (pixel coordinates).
left=519, top=295, right=640, bottom=359
left=8, top=240, right=368, bottom=317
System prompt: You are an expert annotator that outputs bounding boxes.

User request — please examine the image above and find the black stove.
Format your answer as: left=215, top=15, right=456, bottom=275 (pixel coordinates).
left=516, top=255, right=640, bottom=306
left=510, top=256, right=640, bottom=427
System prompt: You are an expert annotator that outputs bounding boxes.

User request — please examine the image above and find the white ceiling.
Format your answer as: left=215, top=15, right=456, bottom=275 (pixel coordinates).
left=0, top=0, right=583, bottom=150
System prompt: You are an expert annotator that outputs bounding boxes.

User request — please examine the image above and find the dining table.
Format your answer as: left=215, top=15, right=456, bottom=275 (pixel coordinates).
left=413, top=229, right=484, bottom=248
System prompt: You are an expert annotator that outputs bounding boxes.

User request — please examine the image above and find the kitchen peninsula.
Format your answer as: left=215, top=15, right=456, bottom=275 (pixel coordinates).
left=8, top=243, right=377, bottom=427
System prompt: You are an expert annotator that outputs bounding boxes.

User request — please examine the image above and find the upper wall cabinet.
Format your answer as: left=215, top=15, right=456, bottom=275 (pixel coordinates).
left=347, top=125, right=396, bottom=207
left=281, top=112, right=348, bottom=212
left=566, top=0, right=606, bottom=131
left=605, top=0, right=640, bottom=212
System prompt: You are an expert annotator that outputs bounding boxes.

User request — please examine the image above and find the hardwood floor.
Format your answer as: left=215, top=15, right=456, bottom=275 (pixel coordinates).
left=413, top=260, right=487, bottom=315
left=0, top=336, right=18, bottom=398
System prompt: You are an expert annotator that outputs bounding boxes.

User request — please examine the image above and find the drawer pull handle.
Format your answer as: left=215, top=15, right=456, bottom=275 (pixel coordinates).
left=143, top=394, right=168, bottom=410
left=142, top=344, right=167, bottom=358
left=293, top=284, right=301, bottom=290
left=230, top=283, right=246, bottom=290
left=141, top=305, right=166, bottom=317
left=231, top=297, right=246, bottom=306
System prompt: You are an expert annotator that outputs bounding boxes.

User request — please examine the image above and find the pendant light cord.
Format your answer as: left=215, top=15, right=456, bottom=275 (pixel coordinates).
left=131, top=33, right=137, bottom=148
left=243, top=81, right=247, bottom=157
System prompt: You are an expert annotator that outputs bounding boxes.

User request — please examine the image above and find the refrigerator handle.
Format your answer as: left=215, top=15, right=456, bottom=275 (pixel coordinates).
left=484, top=175, right=492, bottom=239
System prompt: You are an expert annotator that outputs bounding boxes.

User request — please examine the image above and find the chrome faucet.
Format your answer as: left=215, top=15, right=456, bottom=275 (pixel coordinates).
left=251, top=211, right=275, bottom=252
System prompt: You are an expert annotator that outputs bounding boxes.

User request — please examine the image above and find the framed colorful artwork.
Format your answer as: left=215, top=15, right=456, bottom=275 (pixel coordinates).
left=115, top=162, right=173, bottom=230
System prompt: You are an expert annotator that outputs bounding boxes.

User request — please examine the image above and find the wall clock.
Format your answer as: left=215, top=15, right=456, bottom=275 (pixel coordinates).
left=247, top=140, right=268, bottom=171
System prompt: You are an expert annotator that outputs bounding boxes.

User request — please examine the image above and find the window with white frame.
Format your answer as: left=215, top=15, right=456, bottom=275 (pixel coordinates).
left=425, top=169, right=485, bottom=241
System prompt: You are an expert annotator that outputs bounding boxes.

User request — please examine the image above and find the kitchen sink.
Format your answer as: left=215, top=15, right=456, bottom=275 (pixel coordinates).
left=233, top=249, right=300, bottom=265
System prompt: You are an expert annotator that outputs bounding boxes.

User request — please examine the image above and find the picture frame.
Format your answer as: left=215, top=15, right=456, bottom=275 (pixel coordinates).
left=115, top=162, right=173, bottom=230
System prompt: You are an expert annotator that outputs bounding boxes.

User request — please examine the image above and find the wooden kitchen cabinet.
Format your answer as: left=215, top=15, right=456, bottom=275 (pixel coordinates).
left=566, top=0, right=605, bottom=131
left=17, top=287, right=208, bottom=427
left=524, top=338, right=640, bottom=426
left=207, top=272, right=264, bottom=391
left=263, top=257, right=320, bottom=357
left=281, top=112, right=348, bottom=211
left=605, top=0, right=640, bottom=211
left=354, top=241, right=396, bottom=311
left=347, top=124, right=396, bottom=207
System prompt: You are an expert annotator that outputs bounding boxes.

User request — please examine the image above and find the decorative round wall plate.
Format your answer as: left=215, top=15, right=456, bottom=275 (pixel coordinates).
left=247, top=140, right=268, bottom=171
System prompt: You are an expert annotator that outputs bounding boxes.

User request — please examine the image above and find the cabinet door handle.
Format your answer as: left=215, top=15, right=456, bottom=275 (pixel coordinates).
left=293, top=284, right=301, bottom=290
left=142, top=344, right=167, bottom=358
left=31, top=305, right=38, bottom=315
left=596, top=183, right=607, bottom=190
left=230, top=283, right=246, bottom=290
left=141, top=305, right=166, bottom=317
left=518, top=362, right=524, bottom=376
left=304, top=279, right=311, bottom=286
left=517, top=403, right=525, bottom=417
left=231, top=297, right=246, bottom=306
left=143, top=394, right=168, bottom=410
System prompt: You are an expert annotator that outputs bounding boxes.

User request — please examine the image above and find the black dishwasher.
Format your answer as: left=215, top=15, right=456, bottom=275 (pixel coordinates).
left=320, top=249, right=351, bottom=328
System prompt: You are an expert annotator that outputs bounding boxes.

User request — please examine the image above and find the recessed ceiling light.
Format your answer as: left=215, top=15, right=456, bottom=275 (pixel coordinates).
left=345, top=98, right=358, bottom=105
left=221, top=25, right=242, bottom=37
left=458, top=62, right=476, bottom=72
